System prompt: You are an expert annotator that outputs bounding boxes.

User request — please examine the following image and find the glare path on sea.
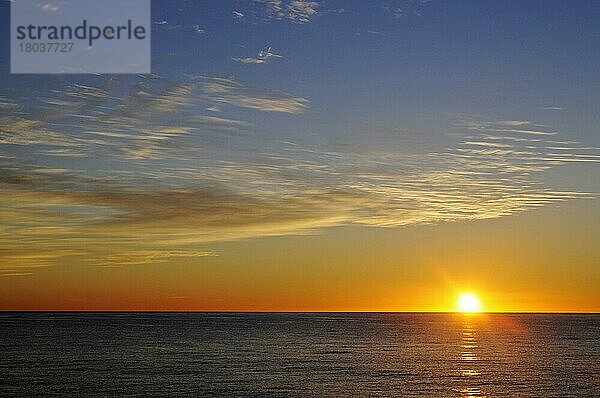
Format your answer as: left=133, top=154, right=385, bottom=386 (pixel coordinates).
left=456, top=317, right=486, bottom=397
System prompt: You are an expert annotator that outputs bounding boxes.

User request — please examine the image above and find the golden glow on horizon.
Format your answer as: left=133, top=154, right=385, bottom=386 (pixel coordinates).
left=457, top=293, right=482, bottom=313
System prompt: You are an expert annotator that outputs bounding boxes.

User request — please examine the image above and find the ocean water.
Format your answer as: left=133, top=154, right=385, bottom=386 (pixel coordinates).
left=0, top=313, right=598, bottom=397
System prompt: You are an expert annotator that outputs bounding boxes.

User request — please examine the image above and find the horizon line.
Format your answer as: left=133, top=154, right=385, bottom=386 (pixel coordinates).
left=1, top=310, right=598, bottom=314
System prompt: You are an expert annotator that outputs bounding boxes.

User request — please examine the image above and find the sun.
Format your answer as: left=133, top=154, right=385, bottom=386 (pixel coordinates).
left=457, top=293, right=482, bottom=313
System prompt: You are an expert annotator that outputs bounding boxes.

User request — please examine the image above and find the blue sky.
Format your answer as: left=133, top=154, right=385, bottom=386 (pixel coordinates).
left=147, top=0, right=600, bottom=139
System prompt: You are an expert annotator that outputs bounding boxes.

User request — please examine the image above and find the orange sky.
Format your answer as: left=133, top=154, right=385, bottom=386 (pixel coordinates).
left=2, top=200, right=598, bottom=312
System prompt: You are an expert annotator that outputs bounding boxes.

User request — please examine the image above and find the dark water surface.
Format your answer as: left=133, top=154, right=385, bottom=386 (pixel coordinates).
left=1, top=313, right=598, bottom=397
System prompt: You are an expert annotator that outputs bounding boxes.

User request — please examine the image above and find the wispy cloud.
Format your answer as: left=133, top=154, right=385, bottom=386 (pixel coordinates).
left=1, top=110, right=597, bottom=272
left=232, top=46, right=283, bottom=64
left=456, top=117, right=558, bottom=136
left=0, top=75, right=306, bottom=160
left=541, top=106, right=566, bottom=111
left=390, top=0, right=431, bottom=18
left=39, top=2, right=59, bottom=12
left=232, top=10, right=245, bottom=21
left=93, top=250, right=218, bottom=266
left=200, top=77, right=309, bottom=113
left=254, top=0, right=319, bottom=23
left=496, top=120, right=533, bottom=127
left=1, top=78, right=597, bottom=273
left=0, top=272, right=34, bottom=277
left=287, top=1, right=319, bottom=23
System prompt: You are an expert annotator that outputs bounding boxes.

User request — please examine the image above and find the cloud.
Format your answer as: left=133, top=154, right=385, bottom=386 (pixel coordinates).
left=496, top=129, right=556, bottom=136
left=497, top=120, right=532, bottom=127
left=0, top=241, right=85, bottom=269
left=255, top=0, right=283, bottom=19
left=0, top=76, right=305, bottom=160
left=0, top=97, right=19, bottom=110
left=232, top=46, right=283, bottom=65
left=93, top=250, right=218, bottom=266
left=361, top=29, right=392, bottom=38
left=200, top=77, right=309, bottom=113
left=287, top=1, right=319, bottom=23
left=392, top=0, right=431, bottom=18
left=541, top=106, right=566, bottom=110
left=457, top=117, right=557, bottom=136
left=1, top=112, right=597, bottom=272
left=1, top=79, right=597, bottom=272
left=254, top=0, right=319, bottom=23
left=40, top=3, right=59, bottom=12
left=232, top=57, right=267, bottom=64
left=191, top=115, right=252, bottom=132
left=394, top=8, right=406, bottom=18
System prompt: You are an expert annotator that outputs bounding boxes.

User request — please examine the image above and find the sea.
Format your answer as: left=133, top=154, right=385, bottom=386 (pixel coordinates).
left=0, top=313, right=598, bottom=397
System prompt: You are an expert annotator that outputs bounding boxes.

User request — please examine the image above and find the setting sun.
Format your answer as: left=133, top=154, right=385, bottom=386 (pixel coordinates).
left=457, top=293, right=483, bottom=313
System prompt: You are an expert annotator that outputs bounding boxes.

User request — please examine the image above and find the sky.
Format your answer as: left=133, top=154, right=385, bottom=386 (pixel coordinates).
left=0, top=0, right=599, bottom=311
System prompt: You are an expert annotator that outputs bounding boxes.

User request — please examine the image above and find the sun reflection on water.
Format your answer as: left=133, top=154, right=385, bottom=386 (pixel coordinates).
left=456, top=317, right=486, bottom=397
